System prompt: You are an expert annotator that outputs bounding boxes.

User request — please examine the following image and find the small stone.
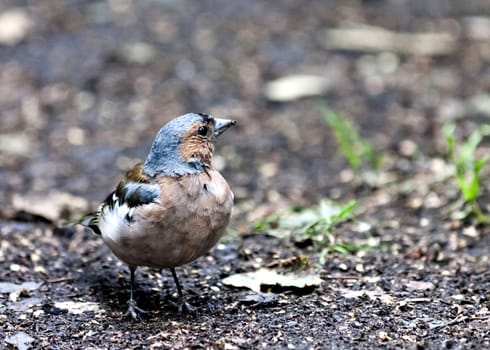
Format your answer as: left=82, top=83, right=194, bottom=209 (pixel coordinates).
left=419, top=217, right=430, bottom=227
left=66, top=127, right=86, bottom=146
left=0, top=133, right=32, bottom=157
left=118, top=42, right=157, bottom=65
left=399, top=139, right=417, bottom=157
left=355, top=264, right=365, bottom=273
left=338, top=263, right=349, bottom=271
left=357, top=221, right=372, bottom=233
left=378, top=331, right=390, bottom=340
left=462, top=226, right=479, bottom=238
left=10, top=264, right=21, bottom=272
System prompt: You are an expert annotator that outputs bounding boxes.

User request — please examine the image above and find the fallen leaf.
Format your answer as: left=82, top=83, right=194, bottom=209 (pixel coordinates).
left=0, top=282, right=41, bottom=294
left=403, top=280, right=435, bottom=291
left=12, top=191, right=89, bottom=222
left=8, top=297, right=42, bottom=312
left=53, top=301, right=101, bottom=315
left=5, top=332, right=35, bottom=350
left=263, top=74, right=330, bottom=102
left=222, top=268, right=322, bottom=293
left=238, top=293, right=278, bottom=307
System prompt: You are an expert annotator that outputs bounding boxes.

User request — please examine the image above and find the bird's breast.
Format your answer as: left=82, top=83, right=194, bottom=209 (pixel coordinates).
left=100, top=170, right=233, bottom=269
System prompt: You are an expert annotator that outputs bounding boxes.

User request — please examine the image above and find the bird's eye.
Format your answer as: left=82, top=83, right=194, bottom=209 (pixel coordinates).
left=197, top=125, right=208, bottom=136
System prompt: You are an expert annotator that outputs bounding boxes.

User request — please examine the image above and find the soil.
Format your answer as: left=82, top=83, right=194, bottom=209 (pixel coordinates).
left=1, top=1, right=490, bottom=349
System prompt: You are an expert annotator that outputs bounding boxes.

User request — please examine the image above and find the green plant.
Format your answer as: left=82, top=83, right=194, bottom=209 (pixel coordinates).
left=254, top=198, right=360, bottom=261
left=319, top=104, right=383, bottom=172
left=443, top=122, right=490, bottom=223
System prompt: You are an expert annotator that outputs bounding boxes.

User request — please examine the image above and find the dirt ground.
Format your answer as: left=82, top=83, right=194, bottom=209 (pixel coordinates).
left=1, top=1, right=490, bottom=349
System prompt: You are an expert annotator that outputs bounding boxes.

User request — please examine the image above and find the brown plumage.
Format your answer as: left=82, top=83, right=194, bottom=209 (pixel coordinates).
left=179, top=122, right=216, bottom=164
left=103, top=169, right=233, bottom=269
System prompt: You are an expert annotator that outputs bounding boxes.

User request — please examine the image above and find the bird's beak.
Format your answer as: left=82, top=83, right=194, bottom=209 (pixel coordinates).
left=214, top=118, right=236, bottom=137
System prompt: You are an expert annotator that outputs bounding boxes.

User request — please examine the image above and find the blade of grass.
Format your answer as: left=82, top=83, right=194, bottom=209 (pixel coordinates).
left=320, top=105, right=362, bottom=170
left=443, top=122, right=490, bottom=222
left=319, top=103, right=382, bottom=172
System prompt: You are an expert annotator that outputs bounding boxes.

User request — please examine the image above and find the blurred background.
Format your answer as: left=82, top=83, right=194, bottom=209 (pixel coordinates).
left=1, top=0, right=490, bottom=227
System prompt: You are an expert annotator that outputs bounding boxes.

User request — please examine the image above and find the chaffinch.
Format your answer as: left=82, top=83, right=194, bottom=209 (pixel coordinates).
left=80, top=113, right=235, bottom=319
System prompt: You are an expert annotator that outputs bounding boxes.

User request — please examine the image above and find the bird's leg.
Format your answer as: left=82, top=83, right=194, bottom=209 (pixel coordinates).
left=170, top=268, right=197, bottom=314
left=124, top=266, right=147, bottom=320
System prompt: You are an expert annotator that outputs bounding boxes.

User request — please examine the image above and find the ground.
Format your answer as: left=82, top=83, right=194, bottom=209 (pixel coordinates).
left=1, top=1, right=490, bottom=349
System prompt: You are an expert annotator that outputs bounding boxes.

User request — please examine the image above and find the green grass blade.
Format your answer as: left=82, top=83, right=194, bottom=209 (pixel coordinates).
left=321, top=105, right=361, bottom=170
left=444, top=122, right=490, bottom=220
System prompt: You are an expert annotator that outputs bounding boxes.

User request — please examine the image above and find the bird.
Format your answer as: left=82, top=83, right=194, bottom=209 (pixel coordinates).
left=79, top=113, right=235, bottom=319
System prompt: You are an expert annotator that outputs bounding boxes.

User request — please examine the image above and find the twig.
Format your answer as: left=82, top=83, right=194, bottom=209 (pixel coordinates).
left=325, top=26, right=456, bottom=56
left=402, top=297, right=432, bottom=303
left=430, top=315, right=490, bottom=330
left=46, top=277, right=74, bottom=284
left=322, top=275, right=360, bottom=280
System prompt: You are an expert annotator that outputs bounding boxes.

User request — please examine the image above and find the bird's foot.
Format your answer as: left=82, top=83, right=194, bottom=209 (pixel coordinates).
left=124, top=299, right=147, bottom=320
left=170, top=297, right=198, bottom=315
left=206, top=302, right=218, bottom=314
left=179, top=299, right=198, bottom=315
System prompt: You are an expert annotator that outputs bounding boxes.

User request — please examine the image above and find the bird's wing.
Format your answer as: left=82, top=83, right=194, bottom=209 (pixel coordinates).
left=79, top=163, right=160, bottom=234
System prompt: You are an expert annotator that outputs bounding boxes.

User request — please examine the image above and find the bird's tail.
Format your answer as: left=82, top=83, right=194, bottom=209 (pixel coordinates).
left=77, top=212, right=102, bottom=235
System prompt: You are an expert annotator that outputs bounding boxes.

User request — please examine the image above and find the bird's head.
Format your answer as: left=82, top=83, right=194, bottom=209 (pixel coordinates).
left=143, top=113, right=236, bottom=177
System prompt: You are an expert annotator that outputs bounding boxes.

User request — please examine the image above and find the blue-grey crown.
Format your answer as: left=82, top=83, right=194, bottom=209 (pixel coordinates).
left=143, top=113, right=210, bottom=177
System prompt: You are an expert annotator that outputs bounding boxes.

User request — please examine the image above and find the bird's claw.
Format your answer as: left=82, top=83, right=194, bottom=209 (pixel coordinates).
left=124, top=299, right=147, bottom=320
left=179, top=300, right=198, bottom=315
left=170, top=298, right=198, bottom=315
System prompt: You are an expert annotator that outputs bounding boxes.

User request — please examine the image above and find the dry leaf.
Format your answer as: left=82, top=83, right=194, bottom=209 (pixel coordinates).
left=0, top=282, right=41, bottom=294
left=264, top=75, right=330, bottom=102
left=222, top=268, right=322, bottom=293
left=53, top=301, right=101, bottom=315
left=5, top=332, right=35, bottom=350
